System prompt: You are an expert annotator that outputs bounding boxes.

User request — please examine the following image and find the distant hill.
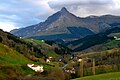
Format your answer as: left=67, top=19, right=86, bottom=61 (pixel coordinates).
left=11, top=7, right=120, bottom=42
left=65, top=27, right=120, bottom=52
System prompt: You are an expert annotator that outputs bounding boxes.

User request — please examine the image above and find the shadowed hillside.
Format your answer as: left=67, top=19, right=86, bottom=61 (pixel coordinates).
left=65, top=27, right=120, bottom=52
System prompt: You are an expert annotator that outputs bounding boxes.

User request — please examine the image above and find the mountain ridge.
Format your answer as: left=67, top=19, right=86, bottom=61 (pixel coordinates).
left=11, top=7, right=120, bottom=41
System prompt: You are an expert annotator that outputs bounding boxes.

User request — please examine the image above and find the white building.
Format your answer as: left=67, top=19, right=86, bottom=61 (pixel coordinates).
left=64, top=68, right=75, bottom=74
left=114, top=36, right=120, bottom=40
left=46, top=57, right=52, bottom=63
left=46, top=59, right=51, bottom=63
left=41, top=40, right=44, bottom=42
left=27, top=64, right=44, bottom=72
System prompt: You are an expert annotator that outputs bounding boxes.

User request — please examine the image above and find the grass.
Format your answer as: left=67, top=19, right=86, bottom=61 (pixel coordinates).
left=0, top=43, right=32, bottom=65
left=0, top=43, right=35, bottom=79
left=101, top=40, right=120, bottom=50
left=72, top=72, right=120, bottom=80
left=46, top=51, right=59, bottom=58
left=32, top=39, right=45, bottom=44
left=109, top=33, right=120, bottom=37
left=24, top=38, right=45, bottom=44
left=0, top=43, right=57, bottom=79
left=107, top=40, right=120, bottom=45
left=101, top=33, right=120, bottom=50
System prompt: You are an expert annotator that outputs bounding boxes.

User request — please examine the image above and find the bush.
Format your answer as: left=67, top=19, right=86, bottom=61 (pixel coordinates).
left=48, top=67, right=65, bottom=80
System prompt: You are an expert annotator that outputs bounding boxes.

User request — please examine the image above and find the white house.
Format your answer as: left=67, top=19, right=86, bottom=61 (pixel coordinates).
left=64, top=68, right=75, bottom=74
left=19, top=37, right=22, bottom=39
left=59, top=59, right=62, bottom=62
left=27, top=64, right=44, bottom=72
left=46, top=59, right=51, bottom=63
left=41, top=40, right=44, bottom=42
left=114, top=36, right=120, bottom=40
left=46, top=57, right=52, bottom=63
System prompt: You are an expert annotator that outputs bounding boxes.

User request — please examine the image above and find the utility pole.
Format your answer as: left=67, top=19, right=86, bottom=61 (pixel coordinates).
left=80, top=59, right=84, bottom=77
left=92, top=58, right=95, bottom=75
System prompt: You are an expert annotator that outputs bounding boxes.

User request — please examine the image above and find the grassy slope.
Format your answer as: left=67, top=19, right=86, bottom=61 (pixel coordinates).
left=0, top=43, right=33, bottom=65
left=101, top=33, right=120, bottom=50
left=109, top=33, right=120, bottom=37
left=0, top=42, right=60, bottom=79
left=24, top=39, right=59, bottom=58
left=24, top=39, right=45, bottom=44
left=101, top=40, right=120, bottom=50
left=0, top=43, right=34, bottom=79
left=72, top=72, right=120, bottom=80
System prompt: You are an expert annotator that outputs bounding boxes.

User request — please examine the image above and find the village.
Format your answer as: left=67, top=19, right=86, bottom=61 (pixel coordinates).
left=26, top=56, right=85, bottom=74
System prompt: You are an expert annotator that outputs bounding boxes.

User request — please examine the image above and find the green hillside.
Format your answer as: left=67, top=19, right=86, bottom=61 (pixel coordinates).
left=101, top=40, right=120, bottom=50
left=0, top=43, right=61, bottom=80
left=0, top=30, right=71, bottom=80
left=0, top=43, right=35, bottom=79
left=0, top=43, right=33, bottom=64
left=72, top=72, right=120, bottom=80
left=109, top=33, right=120, bottom=37
left=65, top=27, right=120, bottom=52
left=99, top=32, right=120, bottom=51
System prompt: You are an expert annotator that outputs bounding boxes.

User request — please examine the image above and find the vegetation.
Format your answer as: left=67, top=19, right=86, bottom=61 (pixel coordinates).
left=71, top=48, right=120, bottom=78
left=1, top=28, right=120, bottom=80
left=0, top=29, right=72, bottom=80
left=0, top=29, right=72, bottom=61
left=0, top=43, right=35, bottom=79
left=65, top=27, right=120, bottom=52
left=0, top=39, right=67, bottom=80
left=72, top=72, right=120, bottom=80
left=24, top=39, right=45, bottom=44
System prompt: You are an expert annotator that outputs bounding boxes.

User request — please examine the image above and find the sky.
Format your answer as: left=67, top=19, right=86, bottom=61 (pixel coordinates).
left=0, top=0, right=120, bottom=32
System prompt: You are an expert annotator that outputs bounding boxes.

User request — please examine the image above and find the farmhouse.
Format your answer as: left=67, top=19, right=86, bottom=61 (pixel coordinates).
left=27, top=64, right=44, bottom=72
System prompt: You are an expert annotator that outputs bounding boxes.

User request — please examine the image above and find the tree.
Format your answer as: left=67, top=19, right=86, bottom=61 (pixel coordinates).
left=0, top=36, right=2, bottom=42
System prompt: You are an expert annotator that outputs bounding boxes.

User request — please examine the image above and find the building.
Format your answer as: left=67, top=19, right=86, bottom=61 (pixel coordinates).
left=27, top=64, right=44, bottom=72
left=64, top=68, right=75, bottom=74
left=114, top=36, right=120, bottom=40
left=46, top=56, right=52, bottom=63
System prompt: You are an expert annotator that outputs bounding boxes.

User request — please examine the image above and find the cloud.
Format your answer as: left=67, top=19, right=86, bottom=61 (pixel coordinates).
left=0, top=0, right=120, bottom=32
left=0, top=22, right=18, bottom=32
left=0, top=0, right=54, bottom=31
left=48, top=0, right=120, bottom=17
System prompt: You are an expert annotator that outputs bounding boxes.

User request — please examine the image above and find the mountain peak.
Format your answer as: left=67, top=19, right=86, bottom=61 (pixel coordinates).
left=61, top=7, right=67, bottom=11
left=60, top=7, right=69, bottom=13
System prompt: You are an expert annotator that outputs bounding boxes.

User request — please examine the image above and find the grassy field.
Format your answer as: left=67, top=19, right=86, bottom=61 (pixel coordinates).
left=0, top=43, right=33, bottom=65
left=72, top=72, right=120, bottom=80
left=0, top=43, right=59, bottom=79
left=109, top=33, right=120, bottom=37
left=0, top=43, right=35, bottom=79
left=24, top=39, right=45, bottom=44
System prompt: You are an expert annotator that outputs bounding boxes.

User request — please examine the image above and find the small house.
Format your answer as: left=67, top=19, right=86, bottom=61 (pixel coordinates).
left=27, top=64, right=44, bottom=72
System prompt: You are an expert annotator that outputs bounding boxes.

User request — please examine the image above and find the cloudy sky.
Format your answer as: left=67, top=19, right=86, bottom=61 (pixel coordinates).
left=0, top=0, right=120, bottom=32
